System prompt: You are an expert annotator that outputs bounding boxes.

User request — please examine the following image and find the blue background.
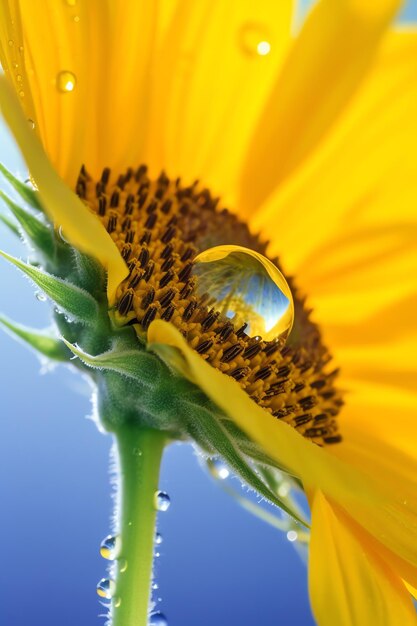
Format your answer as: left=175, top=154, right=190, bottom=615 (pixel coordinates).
left=1, top=3, right=416, bottom=625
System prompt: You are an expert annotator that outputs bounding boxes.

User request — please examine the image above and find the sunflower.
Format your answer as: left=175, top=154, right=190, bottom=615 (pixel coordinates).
left=1, top=1, right=417, bottom=625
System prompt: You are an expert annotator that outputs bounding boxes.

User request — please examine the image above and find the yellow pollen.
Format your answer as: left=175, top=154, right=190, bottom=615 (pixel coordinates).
left=76, top=165, right=343, bottom=446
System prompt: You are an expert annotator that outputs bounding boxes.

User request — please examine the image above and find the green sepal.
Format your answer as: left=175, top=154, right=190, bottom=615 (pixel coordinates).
left=0, top=163, right=44, bottom=212
left=0, top=191, right=55, bottom=257
left=0, top=213, right=20, bottom=237
left=0, top=249, right=98, bottom=323
left=0, top=314, right=71, bottom=361
left=183, top=397, right=308, bottom=527
left=62, top=339, right=165, bottom=388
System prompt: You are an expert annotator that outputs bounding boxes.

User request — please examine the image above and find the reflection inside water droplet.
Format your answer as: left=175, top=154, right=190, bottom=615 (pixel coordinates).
left=56, top=70, right=77, bottom=93
left=100, top=535, right=121, bottom=560
left=119, top=558, right=128, bottom=573
left=210, top=459, right=230, bottom=480
left=154, top=491, right=170, bottom=512
left=193, top=245, right=294, bottom=341
left=238, top=23, right=272, bottom=57
left=96, top=578, right=116, bottom=599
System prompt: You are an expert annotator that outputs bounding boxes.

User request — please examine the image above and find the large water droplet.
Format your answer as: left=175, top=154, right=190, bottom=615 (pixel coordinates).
left=100, top=535, right=121, bottom=560
left=286, top=530, right=298, bottom=543
left=154, top=491, right=170, bottom=512
left=56, top=70, right=77, bottom=93
left=96, top=578, right=116, bottom=599
left=210, top=459, right=230, bottom=480
left=150, top=611, right=168, bottom=626
left=155, top=532, right=163, bottom=545
left=239, top=23, right=272, bottom=57
left=193, top=245, right=294, bottom=341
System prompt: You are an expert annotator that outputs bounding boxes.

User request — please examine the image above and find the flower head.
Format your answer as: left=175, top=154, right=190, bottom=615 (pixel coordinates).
left=1, top=1, right=417, bottom=624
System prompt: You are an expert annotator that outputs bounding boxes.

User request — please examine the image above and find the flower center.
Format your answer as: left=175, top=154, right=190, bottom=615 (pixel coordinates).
left=76, top=165, right=342, bottom=446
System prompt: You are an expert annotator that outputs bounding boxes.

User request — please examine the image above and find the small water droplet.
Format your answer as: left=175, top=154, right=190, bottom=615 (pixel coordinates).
left=150, top=611, right=168, bottom=626
left=210, top=459, right=230, bottom=480
left=19, top=45, right=24, bottom=53
left=35, top=291, right=47, bottom=302
left=113, top=596, right=121, bottom=608
left=56, top=70, right=77, bottom=93
left=155, top=551, right=161, bottom=558
left=58, top=225, right=69, bottom=243
left=12, top=62, right=18, bottom=69
left=100, top=535, right=121, bottom=560
left=287, top=530, right=298, bottom=543
left=119, top=558, right=128, bottom=573
left=28, top=118, right=35, bottom=130
left=8, top=39, right=14, bottom=47
left=19, top=90, right=24, bottom=98
left=154, top=491, right=170, bottom=512
left=133, top=447, right=142, bottom=457
left=193, top=245, right=294, bottom=341
left=239, top=23, right=272, bottom=57
left=278, top=482, right=290, bottom=498
left=73, top=15, right=80, bottom=23
left=152, top=582, right=159, bottom=591
left=155, top=533, right=163, bottom=545
left=16, top=74, right=22, bottom=82
left=96, top=578, right=116, bottom=599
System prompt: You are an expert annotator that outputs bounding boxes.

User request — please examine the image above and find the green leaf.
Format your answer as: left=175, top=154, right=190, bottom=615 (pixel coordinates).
left=0, top=315, right=71, bottom=361
left=183, top=400, right=308, bottom=527
left=0, top=250, right=98, bottom=322
left=0, top=213, right=20, bottom=237
left=62, top=339, right=164, bottom=387
left=0, top=163, right=44, bottom=211
left=0, top=191, right=55, bottom=256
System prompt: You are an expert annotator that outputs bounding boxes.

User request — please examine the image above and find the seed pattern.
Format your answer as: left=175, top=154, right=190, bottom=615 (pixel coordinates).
left=76, top=165, right=342, bottom=446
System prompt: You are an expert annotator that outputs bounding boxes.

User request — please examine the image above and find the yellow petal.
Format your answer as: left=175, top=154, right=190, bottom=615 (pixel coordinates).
left=147, top=0, right=294, bottom=207
left=0, top=0, right=158, bottom=184
left=0, top=76, right=127, bottom=302
left=309, top=492, right=417, bottom=626
left=239, top=0, right=402, bottom=214
left=300, top=221, right=417, bottom=325
left=250, top=29, right=417, bottom=273
left=147, top=320, right=417, bottom=573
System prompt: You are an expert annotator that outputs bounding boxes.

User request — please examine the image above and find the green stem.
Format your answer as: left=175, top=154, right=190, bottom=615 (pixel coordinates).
left=112, top=426, right=166, bottom=626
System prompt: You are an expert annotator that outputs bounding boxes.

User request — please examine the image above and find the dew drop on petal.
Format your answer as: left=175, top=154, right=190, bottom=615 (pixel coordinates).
left=8, top=39, right=13, bottom=47
left=154, top=491, right=170, bottom=512
left=193, top=245, right=294, bottom=341
left=99, top=535, right=121, bottom=560
left=56, top=70, right=77, bottom=93
left=28, top=118, right=35, bottom=129
left=238, top=23, right=272, bottom=57
left=287, top=530, right=298, bottom=543
left=96, top=578, right=116, bottom=599
left=150, top=611, right=168, bottom=626
left=210, top=459, right=230, bottom=480
left=155, top=532, right=163, bottom=545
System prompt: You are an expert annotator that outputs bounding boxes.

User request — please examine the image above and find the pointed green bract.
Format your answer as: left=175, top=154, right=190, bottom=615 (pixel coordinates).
left=0, top=191, right=55, bottom=257
left=184, top=400, right=308, bottom=527
left=0, top=212, right=20, bottom=237
left=0, top=250, right=98, bottom=322
left=0, top=163, right=43, bottom=211
left=62, top=339, right=165, bottom=388
left=0, top=315, right=71, bottom=361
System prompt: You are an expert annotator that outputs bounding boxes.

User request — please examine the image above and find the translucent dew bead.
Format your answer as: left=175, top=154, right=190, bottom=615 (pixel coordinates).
left=193, top=245, right=294, bottom=341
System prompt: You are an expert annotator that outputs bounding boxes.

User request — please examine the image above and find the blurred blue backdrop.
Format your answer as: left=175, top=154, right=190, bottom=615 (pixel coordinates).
left=1, top=3, right=416, bottom=625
